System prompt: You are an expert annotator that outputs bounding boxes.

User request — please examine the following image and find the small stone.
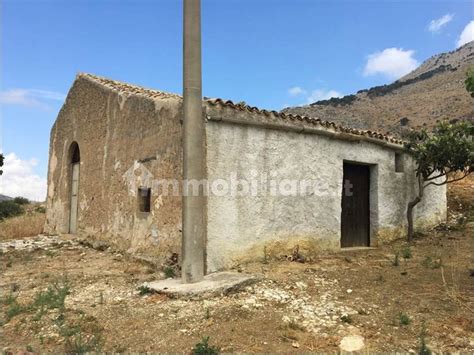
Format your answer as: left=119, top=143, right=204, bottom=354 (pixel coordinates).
left=339, top=335, right=365, bottom=352
left=295, top=281, right=308, bottom=290
left=346, top=289, right=353, bottom=294
left=292, top=342, right=300, bottom=348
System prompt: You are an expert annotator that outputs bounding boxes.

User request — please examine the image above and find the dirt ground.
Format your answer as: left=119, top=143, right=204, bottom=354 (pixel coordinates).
left=1, top=179, right=473, bottom=353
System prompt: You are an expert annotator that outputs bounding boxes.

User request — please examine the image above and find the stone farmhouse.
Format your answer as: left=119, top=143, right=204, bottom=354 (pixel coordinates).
left=45, top=73, right=447, bottom=272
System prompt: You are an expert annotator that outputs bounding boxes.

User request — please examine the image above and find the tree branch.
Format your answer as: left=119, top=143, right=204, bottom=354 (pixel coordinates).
left=424, top=170, right=471, bottom=188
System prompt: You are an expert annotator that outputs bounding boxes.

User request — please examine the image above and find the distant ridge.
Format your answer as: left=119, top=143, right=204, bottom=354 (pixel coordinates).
left=0, top=194, right=13, bottom=202
left=283, top=41, right=474, bottom=136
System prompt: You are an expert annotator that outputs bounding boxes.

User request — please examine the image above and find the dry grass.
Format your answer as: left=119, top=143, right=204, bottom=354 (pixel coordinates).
left=0, top=212, right=45, bottom=241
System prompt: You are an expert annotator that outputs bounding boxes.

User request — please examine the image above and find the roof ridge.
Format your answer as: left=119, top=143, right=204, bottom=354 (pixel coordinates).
left=77, top=72, right=182, bottom=100
left=206, top=98, right=404, bottom=145
left=76, top=72, right=403, bottom=145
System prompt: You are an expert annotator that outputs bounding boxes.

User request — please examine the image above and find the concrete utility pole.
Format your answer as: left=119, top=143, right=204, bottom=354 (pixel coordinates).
left=182, top=0, right=206, bottom=283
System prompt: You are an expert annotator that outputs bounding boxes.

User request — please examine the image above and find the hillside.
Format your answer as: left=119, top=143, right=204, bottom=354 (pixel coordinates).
left=0, top=194, right=12, bottom=202
left=283, top=41, right=474, bottom=135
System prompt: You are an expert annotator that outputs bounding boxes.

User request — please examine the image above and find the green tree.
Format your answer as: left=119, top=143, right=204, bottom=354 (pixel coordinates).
left=466, top=68, right=474, bottom=97
left=0, top=201, right=24, bottom=220
left=404, top=121, right=473, bottom=241
left=0, top=153, right=3, bottom=175
left=13, top=197, right=29, bottom=205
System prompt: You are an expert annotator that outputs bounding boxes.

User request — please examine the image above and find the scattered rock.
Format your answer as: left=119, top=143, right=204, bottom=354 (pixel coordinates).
left=339, top=335, right=365, bottom=352
left=295, top=281, right=308, bottom=290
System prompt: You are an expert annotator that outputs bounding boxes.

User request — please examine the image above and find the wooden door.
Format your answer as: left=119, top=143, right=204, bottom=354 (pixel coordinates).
left=69, top=163, right=80, bottom=234
left=341, top=163, right=370, bottom=247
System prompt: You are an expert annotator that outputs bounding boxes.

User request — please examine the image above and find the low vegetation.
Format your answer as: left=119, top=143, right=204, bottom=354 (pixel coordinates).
left=465, top=67, right=474, bottom=97
left=311, top=94, right=357, bottom=107
left=192, top=336, right=219, bottom=355
left=0, top=200, right=24, bottom=220
left=0, top=197, right=45, bottom=240
left=1, top=278, right=103, bottom=353
left=419, top=321, right=432, bottom=355
left=163, top=266, right=176, bottom=278
left=398, top=312, right=411, bottom=326
left=421, top=256, right=442, bottom=269
left=400, top=245, right=412, bottom=259
left=358, top=64, right=458, bottom=98
left=0, top=212, right=45, bottom=241
left=137, top=285, right=154, bottom=296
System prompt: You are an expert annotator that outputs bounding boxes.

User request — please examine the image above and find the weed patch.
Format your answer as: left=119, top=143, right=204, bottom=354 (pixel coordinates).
left=392, top=252, right=400, bottom=266
left=137, top=285, right=154, bottom=296
left=192, top=336, right=219, bottom=355
left=398, top=312, right=411, bottom=326
left=401, top=245, right=412, bottom=259
left=421, top=256, right=442, bottom=269
left=32, top=279, right=70, bottom=319
left=340, top=314, right=354, bottom=324
left=419, top=321, right=432, bottom=355
left=164, top=266, right=176, bottom=278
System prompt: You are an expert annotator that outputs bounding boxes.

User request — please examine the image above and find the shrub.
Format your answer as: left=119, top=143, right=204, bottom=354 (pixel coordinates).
left=64, top=329, right=102, bottom=354
left=33, top=279, right=70, bottom=319
left=0, top=201, right=24, bottom=220
left=421, top=256, right=442, bottom=269
left=399, top=312, right=411, bottom=326
left=401, top=245, right=412, bottom=259
left=6, top=301, right=24, bottom=320
left=13, top=197, right=29, bottom=205
left=192, top=337, right=219, bottom=355
left=137, top=285, right=153, bottom=296
left=35, top=205, right=46, bottom=213
left=340, top=314, right=353, bottom=324
left=164, top=266, right=176, bottom=278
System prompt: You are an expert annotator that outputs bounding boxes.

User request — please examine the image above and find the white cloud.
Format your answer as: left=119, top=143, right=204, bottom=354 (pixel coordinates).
left=288, top=86, right=307, bottom=97
left=456, top=21, right=474, bottom=48
left=363, top=48, right=419, bottom=79
left=286, top=85, right=342, bottom=105
left=428, top=14, right=454, bottom=33
left=0, top=89, right=65, bottom=109
left=0, top=153, right=47, bottom=201
left=306, top=89, right=343, bottom=103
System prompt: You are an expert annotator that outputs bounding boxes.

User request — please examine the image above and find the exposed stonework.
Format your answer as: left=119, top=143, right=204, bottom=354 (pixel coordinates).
left=45, top=73, right=447, bottom=272
left=45, top=74, right=183, bottom=263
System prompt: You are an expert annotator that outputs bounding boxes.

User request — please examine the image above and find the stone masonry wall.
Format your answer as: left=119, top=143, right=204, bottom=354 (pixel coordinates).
left=45, top=76, right=183, bottom=262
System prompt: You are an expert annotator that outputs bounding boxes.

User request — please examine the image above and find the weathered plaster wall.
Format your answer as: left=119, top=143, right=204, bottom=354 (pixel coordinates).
left=45, top=76, right=183, bottom=262
left=205, top=121, right=447, bottom=272
left=45, top=75, right=447, bottom=272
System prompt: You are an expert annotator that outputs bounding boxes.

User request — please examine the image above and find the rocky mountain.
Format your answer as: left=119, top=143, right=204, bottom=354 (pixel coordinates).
left=283, top=41, right=474, bottom=136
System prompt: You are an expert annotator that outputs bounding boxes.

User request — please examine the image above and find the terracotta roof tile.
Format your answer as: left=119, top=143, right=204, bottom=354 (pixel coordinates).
left=79, top=73, right=182, bottom=100
left=79, top=73, right=404, bottom=145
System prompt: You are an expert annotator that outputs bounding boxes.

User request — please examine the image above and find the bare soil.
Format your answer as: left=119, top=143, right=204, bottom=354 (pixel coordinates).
left=0, top=179, right=472, bottom=353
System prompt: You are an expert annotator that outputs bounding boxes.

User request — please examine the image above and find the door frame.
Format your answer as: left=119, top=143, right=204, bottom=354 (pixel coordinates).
left=68, top=141, right=81, bottom=234
left=340, top=160, right=377, bottom=248
left=69, top=162, right=80, bottom=234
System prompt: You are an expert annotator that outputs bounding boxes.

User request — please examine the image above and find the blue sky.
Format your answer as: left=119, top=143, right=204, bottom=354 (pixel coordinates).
left=1, top=0, right=473, bottom=200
